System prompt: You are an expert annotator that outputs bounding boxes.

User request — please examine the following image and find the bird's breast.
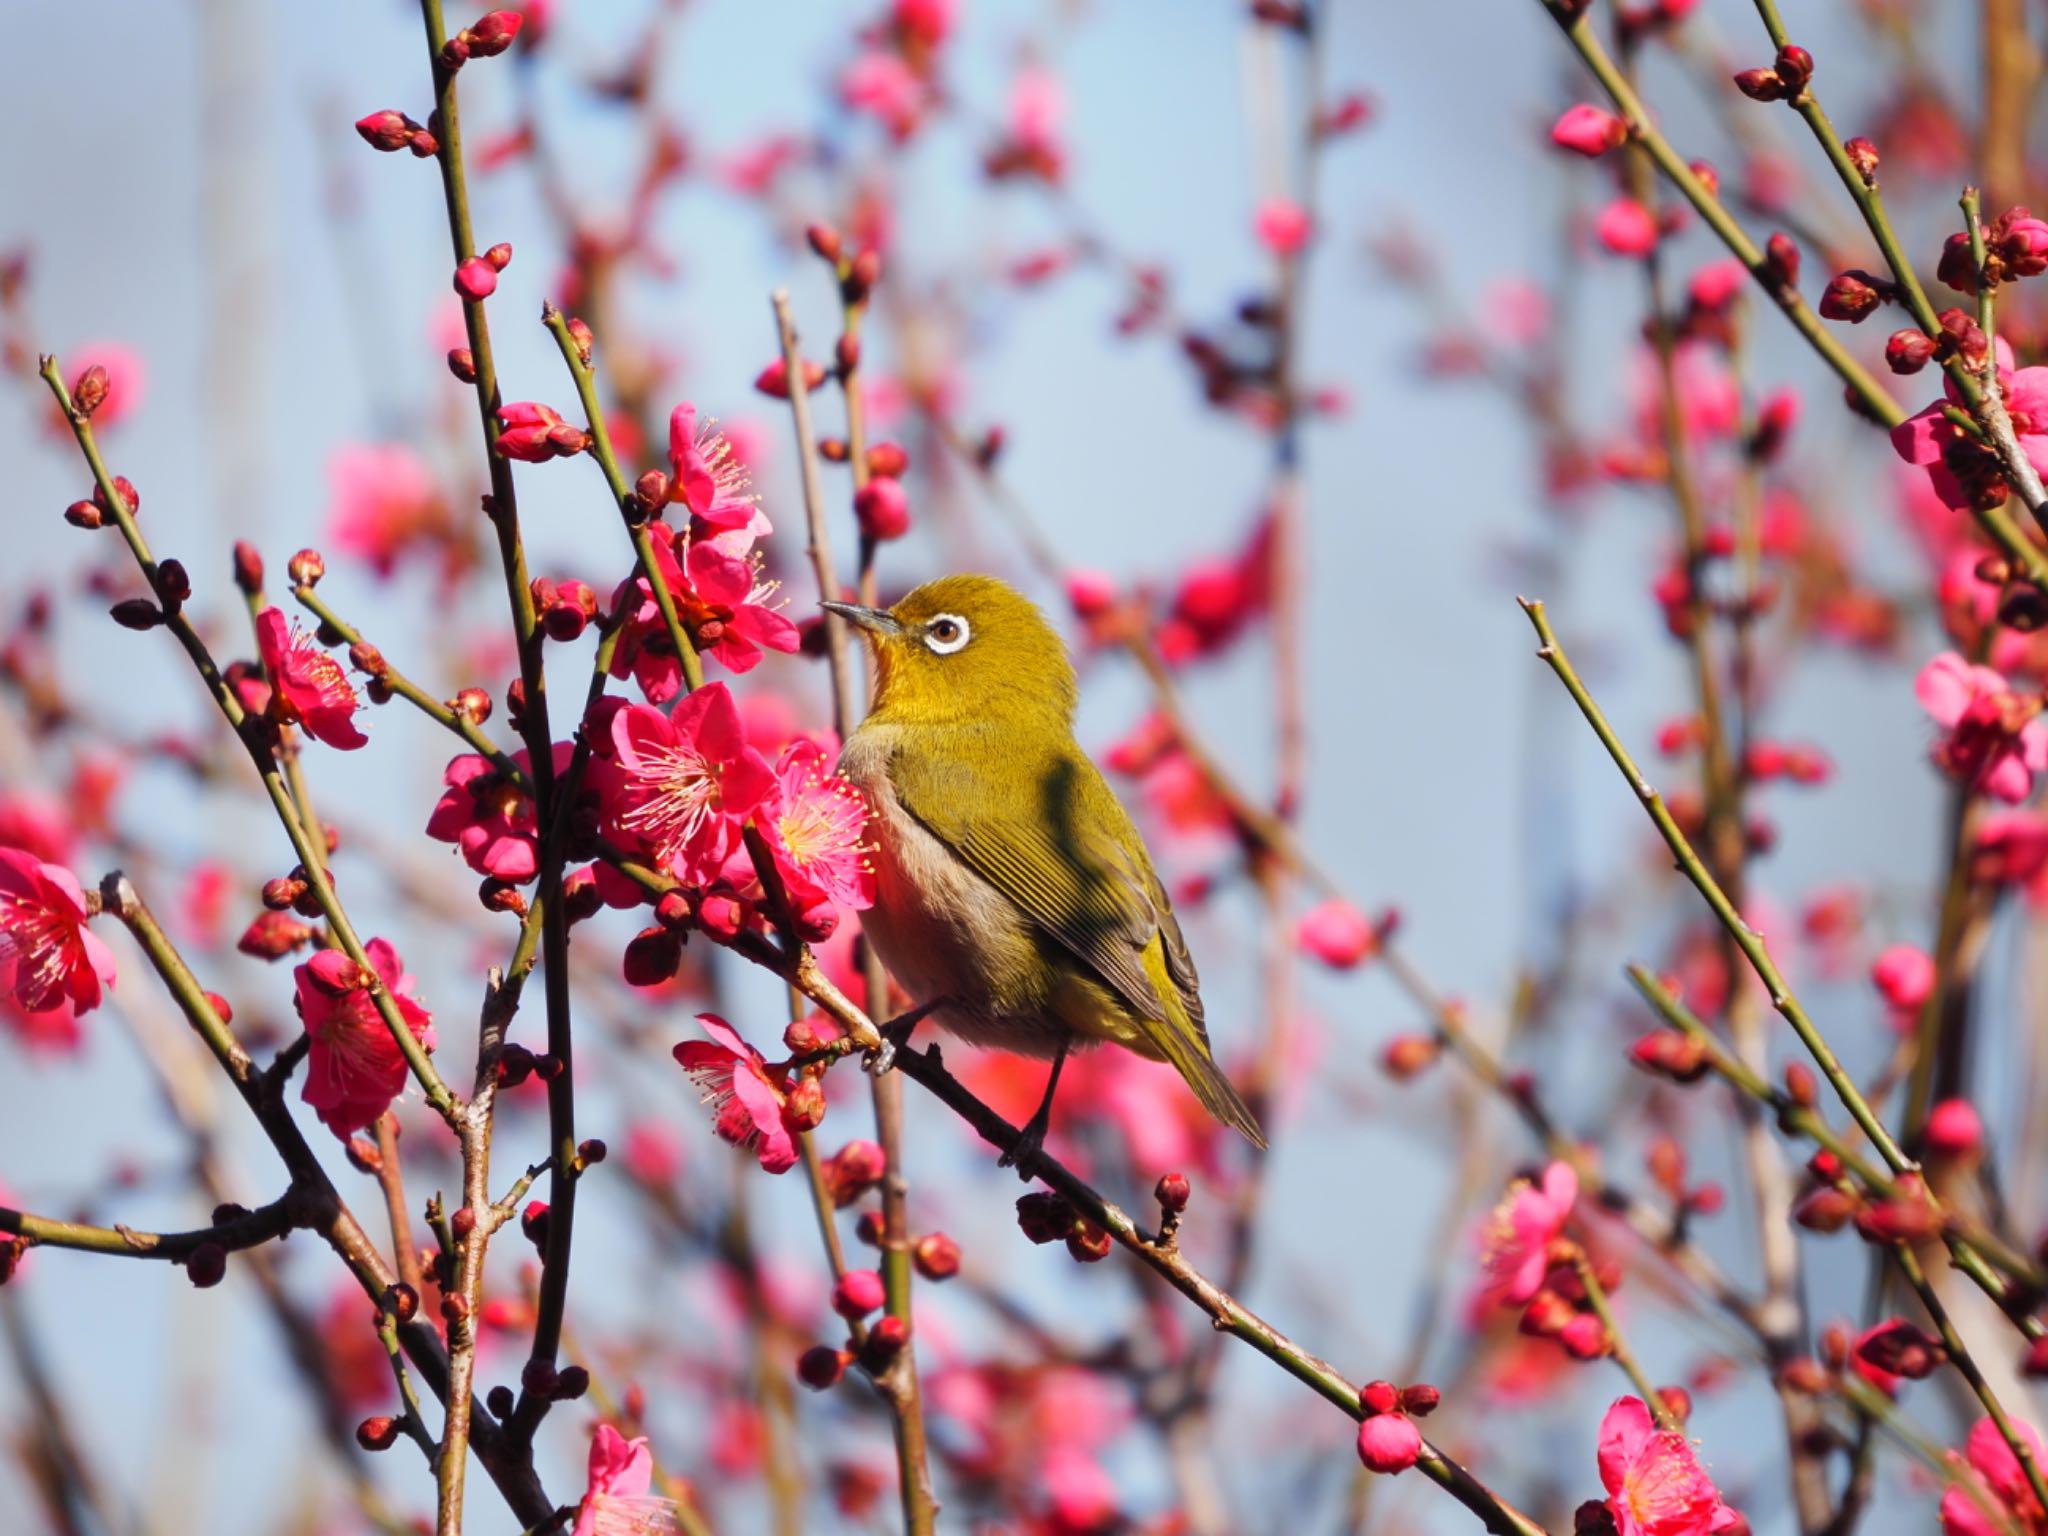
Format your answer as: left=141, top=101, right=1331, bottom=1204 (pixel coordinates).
left=838, top=730, right=1069, bottom=1057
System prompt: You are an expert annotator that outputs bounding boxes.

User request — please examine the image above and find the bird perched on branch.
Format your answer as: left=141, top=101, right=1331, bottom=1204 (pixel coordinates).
left=825, top=574, right=1265, bottom=1171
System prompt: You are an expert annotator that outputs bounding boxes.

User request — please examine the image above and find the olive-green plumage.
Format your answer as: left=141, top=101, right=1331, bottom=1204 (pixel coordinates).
left=826, top=575, right=1265, bottom=1152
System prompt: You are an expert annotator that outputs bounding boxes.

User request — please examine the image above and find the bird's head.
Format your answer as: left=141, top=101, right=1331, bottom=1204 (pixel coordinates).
left=823, top=574, right=1076, bottom=729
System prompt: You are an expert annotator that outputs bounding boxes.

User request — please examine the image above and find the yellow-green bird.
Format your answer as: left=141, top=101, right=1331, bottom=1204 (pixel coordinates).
left=823, top=574, right=1265, bottom=1169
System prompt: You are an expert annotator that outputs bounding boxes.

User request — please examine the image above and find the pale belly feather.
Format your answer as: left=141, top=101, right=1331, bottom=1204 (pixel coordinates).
left=841, top=729, right=1142, bottom=1059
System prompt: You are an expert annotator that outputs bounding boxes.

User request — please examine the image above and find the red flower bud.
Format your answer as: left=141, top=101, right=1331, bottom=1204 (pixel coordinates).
left=1550, top=104, right=1627, bottom=158
left=1380, top=1033, right=1441, bottom=1080
left=64, top=499, right=104, bottom=530
left=1819, top=270, right=1881, bottom=322
left=552, top=1365, right=590, bottom=1400
left=356, top=1415, right=401, bottom=1451
left=238, top=910, right=315, bottom=959
left=454, top=256, right=498, bottom=301
left=1764, top=232, right=1801, bottom=288
left=482, top=241, right=513, bottom=272
left=805, top=223, right=842, bottom=263
left=912, top=1231, right=961, bottom=1281
left=447, top=348, right=478, bottom=383
left=832, top=1268, right=887, bottom=1319
left=783, top=1076, right=826, bottom=1131
left=1356, top=1412, right=1422, bottom=1474
left=854, top=477, right=912, bottom=542
left=72, top=364, right=110, bottom=418
left=355, top=111, right=419, bottom=152
left=823, top=1139, right=887, bottom=1207
left=1359, top=1379, right=1400, bottom=1416
left=1855, top=1318, right=1945, bottom=1379
left=622, top=926, right=683, bottom=987
left=797, top=1345, right=848, bottom=1390
left=866, top=441, right=909, bottom=478
left=753, top=357, right=828, bottom=398
left=110, top=598, right=164, bottom=631
left=1773, top=44, right=1813, bottom=90
left=1732, top=68, right=1786, bottom=102
left=185, top=1243, right=227, bottom=1288
left=1016, top=1190, right=1074, bottom=1244
left=1155, top=1172, right=1191, bottom=1214
left=464, top=10, right=524, bottom=56
left=1843, top=136, right=1880, bottom=185
left=1065, top=1221, right=1112, bottom=1263
left=1783, top=1062, right=1818, bottom=1108
left=1400, top=1383, right=1440, bottom=1417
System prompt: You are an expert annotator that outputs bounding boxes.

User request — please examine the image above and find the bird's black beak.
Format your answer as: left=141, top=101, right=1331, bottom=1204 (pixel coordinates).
left=820, top=600, right=903, bottom=637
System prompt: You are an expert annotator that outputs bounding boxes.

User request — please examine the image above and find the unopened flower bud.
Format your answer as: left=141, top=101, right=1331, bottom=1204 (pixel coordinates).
left=520, top=1358, right=557, bottom=1397
left=454, top=256, right=498, bottom=301
left=1016, top=1190, right=1074, bottom=1244
left=262, top=875, right=306, bottom=910
left=1380, top=1032, right=1440, bottom=1080
left=441, top=1292, right=470, bottom=1326
left=844, top=249, right=881, bottom=303
left=1885, top=328, right=1934, bottom=374
left=823, top=1139, right=886, bottom=1207
left=439, top=34, right=471, bottom=68
left=185, top=1243, right=227, bottom=1288
left=450, top=686, right=492, bottom=724
left=356, top=1415, right=400, bottom=1451
left=577, top=1138, right=607, bottom=1167
left=866, top=441, right=909, bottom=478
left=854, top=477, right=911, bottom=541
left=1628, top=1029, right=1709, bottom=1083
left=1783, top=1062, right=1818, bottom=1108
left=238, top=910, right=315, bottom=959
left=487, top=1385, right=515, bottom=1417
left=93, top=476, right=140, bottom=517
left=355, top=110, right=418, bottom=152
left=1856, top=1318, right=1945, bottom=1379
left=1400, top=1383, right=1441, bottom=1417
left=447, top=348, right=477, bottom=383
left=622, top=925, right=683, bottom=987
left=832, top=1268, right=887, bottom=1319
left=72, top=363, right=110, bottom=417
left=783, top=1076, right=827, bottom=1131
left=1764, top=232, right=1800, bottom=288
left=632, top=469, right=671, bottom=520
left=110, top=598, right=164, bottom=631
left=1773, top=44, right=1813, bottom=90
left=286, top=549, right=325, bottom=589
left=64, top=499, right=103, bottom=530
left=1733, top=68, right=1786, bottom=102
left=797, top=1344, right=848, bottom=1390
left=805, top=224, right=842, bottom=263
left=465, top=10, right=524, bottom=57
left=863, top=1313, right=911, bottom=1361
left=1356, top=1412, right=1422, bottom=1474
left=154, top=558, right=191, bottom=610
left=551, top=1365, right=590, bottom=1400
left=1819, top=270, right=1882, bottom=322
left=1359, top=1379, right=1400, bottom=1416
left=1155, top=1171, right=1191, bottom=1214
left=1065, top=1221, right=1111, bottom=1263
left=835, top=332, right=861, bottom=375
left=1843, top=136, right=1880, bottom=185
left=912, top=1232, right=961, bottom=1280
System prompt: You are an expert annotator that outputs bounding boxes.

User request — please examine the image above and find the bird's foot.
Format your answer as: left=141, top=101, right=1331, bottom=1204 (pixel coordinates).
left=997, top=1110, right=1051, bottom=1181
left=866, top=997, right=948, bottom=1076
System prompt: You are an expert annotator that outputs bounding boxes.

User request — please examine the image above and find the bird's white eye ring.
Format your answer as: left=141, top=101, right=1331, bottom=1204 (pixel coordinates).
left=923, top=614, right=971, bottom=654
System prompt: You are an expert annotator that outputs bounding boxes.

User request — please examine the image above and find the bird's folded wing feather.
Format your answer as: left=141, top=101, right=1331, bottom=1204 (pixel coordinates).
left=888, top=743, right=1206, bottom=1044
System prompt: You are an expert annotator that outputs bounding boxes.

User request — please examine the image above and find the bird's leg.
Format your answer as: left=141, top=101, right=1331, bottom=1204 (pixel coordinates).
left=998, top=1035, right=1070, bottom=1178
left=866, top=995, right=950, bottom=1076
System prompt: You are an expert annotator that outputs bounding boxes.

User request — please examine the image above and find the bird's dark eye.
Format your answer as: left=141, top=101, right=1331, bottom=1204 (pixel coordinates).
left=923, top=613, right=971, bottom=655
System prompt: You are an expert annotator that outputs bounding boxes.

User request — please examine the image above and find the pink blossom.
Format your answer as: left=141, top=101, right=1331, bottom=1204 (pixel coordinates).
left=668, top=405, right=765, bottom=538
left=1297, top=898, right=1378, bottom=969
left=1483, top=277, right=1551, bottom=347
left=1598, top=1396, right=1742, bottom=1536
left=425, top=744, right=571, bottom=882
left=1941, top=1416, right=2048, bottom=1536
left=1689, top=260, right=1748, bottom=310
left=494, top=401, right=587, bottom=463
left=1596, top=198, right=1660, bottom=257
left=1870, top=944, right=1935, bottom=1011
left=1893, top=341, right=2048, bottom=512
left=1925, top=1097, right=1984, bottom=1159
left=0, top=850, right=116, bottom=1016
left=1551, top=104, right=1627, bottom=157
left=759, top=738, right=873, bottom=916
left=607, top=531, right=798, bottom=701
left=593, top=686, right=776, bottom=887
left=1479, top=1161, right=1576, bottom=1305
left=571, top=1423, right=678, bottom=1536
left=1008, top=65, right=1064, bottom=158
left=672, top=1013, right=800, bottom=1173
left=1914, top=651, right=2048, bottom=802
left=685, top=541, right=800, bottom=674
left=1255, top=198, right=1313, bottom=257
left=0, top=792, right=75, bottom=865
left=1041, top=1446, right=1118, bottom=1529
left=454, top=255, right=498, bottom=300
left=295, top=939, right=435, bottom=1137
left=255, top=609, right=368, bottom=750
left=718, top=134, right=800, bottom=195
left=842, top=51, right=924, bottom=138
left=326, top=443, right=450, bottom=581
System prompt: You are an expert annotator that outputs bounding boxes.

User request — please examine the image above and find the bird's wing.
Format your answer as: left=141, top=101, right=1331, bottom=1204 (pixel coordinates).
left=889, top=740, right=1176, bottom=1028
left=890, top=738, right=1264, bottom=1148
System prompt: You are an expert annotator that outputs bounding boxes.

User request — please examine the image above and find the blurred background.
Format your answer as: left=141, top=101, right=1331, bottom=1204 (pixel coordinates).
left=0, top=0, right=2032, bottom=1532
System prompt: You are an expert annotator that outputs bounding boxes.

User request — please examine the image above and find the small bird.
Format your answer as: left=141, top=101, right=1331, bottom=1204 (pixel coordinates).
left=824, top=574, right=1265, bottom=1169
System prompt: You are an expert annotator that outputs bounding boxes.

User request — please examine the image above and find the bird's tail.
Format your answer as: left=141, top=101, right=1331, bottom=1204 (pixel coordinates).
left=1153, top=1018, right=1267, bottom=1150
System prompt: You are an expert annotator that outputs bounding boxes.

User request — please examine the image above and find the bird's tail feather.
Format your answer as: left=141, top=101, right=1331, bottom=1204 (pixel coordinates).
left=1153, top=1019, right=1267, bottom=1150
